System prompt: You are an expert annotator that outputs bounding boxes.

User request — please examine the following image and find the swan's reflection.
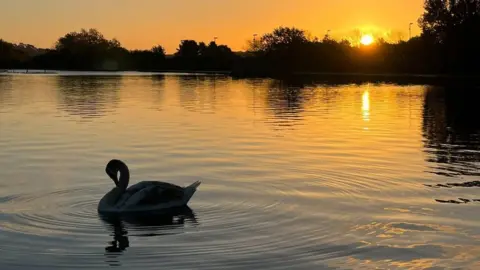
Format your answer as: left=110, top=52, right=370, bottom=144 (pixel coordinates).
left=99, top=206, right=198, bottom=266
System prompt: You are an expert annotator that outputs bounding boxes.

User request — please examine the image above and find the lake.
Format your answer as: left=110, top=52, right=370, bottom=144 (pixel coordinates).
left=0, top=73, right=479, bottom=269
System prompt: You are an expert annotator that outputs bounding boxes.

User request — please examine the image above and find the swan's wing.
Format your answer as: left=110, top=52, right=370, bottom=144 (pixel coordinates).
left=126, top=181, right=184, bottom=192
left=113, top=182, right=149, bottom=207
left=145, top=181, right=185, bottom=191
left=120, top=181, right=185, bottom=208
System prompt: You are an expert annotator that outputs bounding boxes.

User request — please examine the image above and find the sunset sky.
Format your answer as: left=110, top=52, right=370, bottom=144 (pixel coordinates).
left=0, top=0, right=424, bottom=53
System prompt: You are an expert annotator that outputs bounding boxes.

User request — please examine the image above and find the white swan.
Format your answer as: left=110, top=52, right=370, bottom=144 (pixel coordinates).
left=98, top=159, right=201, bottom=214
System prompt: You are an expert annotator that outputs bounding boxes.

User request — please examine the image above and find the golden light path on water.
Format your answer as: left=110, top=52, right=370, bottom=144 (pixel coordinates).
left=362, top=88, right=370, bottom=124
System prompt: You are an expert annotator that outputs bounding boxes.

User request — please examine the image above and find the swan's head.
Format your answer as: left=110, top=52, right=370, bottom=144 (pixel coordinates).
left=105, top=159, right=130, bottom=191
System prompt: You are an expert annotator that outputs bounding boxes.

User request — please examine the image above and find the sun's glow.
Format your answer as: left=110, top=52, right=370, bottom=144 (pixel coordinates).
left=360, top=34, right=374, bottom=46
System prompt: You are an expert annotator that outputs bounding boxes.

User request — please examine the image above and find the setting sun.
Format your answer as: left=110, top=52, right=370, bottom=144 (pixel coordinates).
left=360, top=34, right=374, bottom=46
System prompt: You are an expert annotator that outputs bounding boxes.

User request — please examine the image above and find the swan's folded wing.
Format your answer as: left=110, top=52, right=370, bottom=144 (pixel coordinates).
left=121, top=183, right=184, bottom=208
left=115, top=183, right=148, bottom=207
left=127, top=181, right=184, bottom=192
left=120, top=185, right=158, bottom=207
left=149, top=181, right=184, bottom=191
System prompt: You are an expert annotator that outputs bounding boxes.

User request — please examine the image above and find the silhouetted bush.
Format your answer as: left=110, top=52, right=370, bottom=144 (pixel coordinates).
left=0, top=39, right=29, bottom=69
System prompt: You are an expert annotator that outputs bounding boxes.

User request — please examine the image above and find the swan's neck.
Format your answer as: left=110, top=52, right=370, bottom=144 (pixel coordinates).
left=99, top=187, right=124, bottom=209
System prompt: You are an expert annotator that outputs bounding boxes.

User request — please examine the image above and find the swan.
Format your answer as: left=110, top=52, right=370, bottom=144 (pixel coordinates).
left=98, top=159, right=201, bottom=214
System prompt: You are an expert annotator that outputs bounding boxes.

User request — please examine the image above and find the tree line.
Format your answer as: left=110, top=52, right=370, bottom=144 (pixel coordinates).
left=1, top=0, right=479, bottom=76
left=0, top=29, right=236, bottom=72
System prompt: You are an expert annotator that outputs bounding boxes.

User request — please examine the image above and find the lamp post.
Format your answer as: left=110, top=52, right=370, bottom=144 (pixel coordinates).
left=252, top=34, right=259, bottom=51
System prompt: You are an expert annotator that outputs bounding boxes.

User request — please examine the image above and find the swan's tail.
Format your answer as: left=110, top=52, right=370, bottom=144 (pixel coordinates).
left=183, top=181, right=201, bottom=204
left=187, top=181, right=201, bottom=190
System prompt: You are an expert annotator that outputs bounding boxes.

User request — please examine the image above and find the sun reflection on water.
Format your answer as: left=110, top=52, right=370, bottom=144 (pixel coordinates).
left=362, top=89, right=370, bottom=130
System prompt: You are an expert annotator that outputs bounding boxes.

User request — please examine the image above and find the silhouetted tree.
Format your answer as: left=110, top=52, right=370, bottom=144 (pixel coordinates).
left=249, top=26, right=310, bottom=74
left=419, top=0, right=480, bottom=41
left=129, top=45, right=166, bottom=71
left=257, top=26, right=309, bottom=53
left=175, top=40, right=200, bottom=58
left=0, top=39, right=29, bottom=68
left=199, top=42, right=235, bottom=70
left=198, top=42, right=208, bottom=57
left=419, top=0, right=480, bottom=73
left=54, top=28, right=128, bottom=70
left=171, top=39, right=235, bottom=71
left=151, top=45, right=166, bottom=56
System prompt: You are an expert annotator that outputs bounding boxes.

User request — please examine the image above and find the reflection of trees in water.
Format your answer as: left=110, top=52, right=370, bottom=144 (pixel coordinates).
left=422, top=86, right=480, bottom=176
left=56, top=76, right=122, bottom=119
left=178, top=75, right=203, bottom=113
left=0, top=76, right=13, bottom=110
left=263, top=79, right=308, bottom=129
left=422, top=86, right=480, bottom=204
left=425, top=180, right=480, bottom=204
left=148, top=75, right=166, bottom=111
left=177, top=75, right=228, bottom=113
left=260, top=78, right=344, bottom=130
left=243, top=78, right=267, bottom=117
left=100, top=206, right=197, bottom=266
left=310, top=84, right=342, bottom=113
left=150, top=75, right=166, bottom=91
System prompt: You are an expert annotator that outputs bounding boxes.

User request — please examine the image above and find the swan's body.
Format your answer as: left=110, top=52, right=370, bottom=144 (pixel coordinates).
left=98, top=159, right=201, bottom=214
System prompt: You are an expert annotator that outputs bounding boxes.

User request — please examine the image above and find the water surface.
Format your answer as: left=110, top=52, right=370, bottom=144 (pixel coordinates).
left=0, top=73, right=479, bottom=269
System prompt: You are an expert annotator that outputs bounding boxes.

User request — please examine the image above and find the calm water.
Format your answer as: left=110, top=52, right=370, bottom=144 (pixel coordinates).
left=0, top=73, right=479, bottom=269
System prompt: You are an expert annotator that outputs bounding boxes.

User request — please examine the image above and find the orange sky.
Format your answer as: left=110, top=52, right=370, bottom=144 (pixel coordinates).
left=0, top=0, right=424, bottom=53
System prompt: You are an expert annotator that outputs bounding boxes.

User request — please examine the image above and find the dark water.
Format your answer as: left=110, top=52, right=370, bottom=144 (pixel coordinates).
left=0, top=73, right=479, bottom=269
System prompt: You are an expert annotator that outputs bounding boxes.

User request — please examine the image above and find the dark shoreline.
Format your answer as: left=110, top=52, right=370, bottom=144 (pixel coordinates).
left=288, top=72, right=480, bottom=86
left=2, top=69, right=480, bottom=86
